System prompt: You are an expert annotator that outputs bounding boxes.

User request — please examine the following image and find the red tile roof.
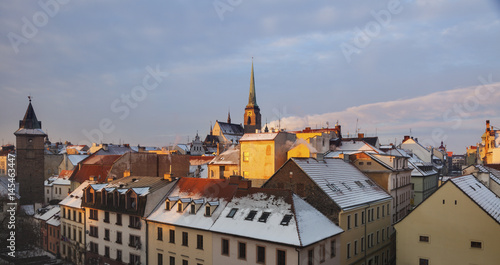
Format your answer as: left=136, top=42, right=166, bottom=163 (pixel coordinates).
left=70, top=155, right=121, bottom=184
left=173, top=177, right=238, bottom=200
left=58, top=170, right=74, bottom=179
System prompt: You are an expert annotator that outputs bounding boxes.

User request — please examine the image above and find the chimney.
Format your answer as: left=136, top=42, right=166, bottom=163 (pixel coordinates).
left=313, top=152, right=324, bottom=162
left=138, top=145, right=146, bottom=152
left=339, top=153, right=350, bottom=163
left=238, top=179, right=252, bottom=190
left=164, top=173, right=175, bottom=181
left=487, top=120, right=491, bottom=131
left=403, top=135, right=410, bottom=142
left=102, top=144, right=108, bottom=151
left=358, top=133, right=365, bottom=139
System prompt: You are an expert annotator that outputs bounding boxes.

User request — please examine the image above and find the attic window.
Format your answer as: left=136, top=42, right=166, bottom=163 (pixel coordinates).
left=327, top=183, right=340, bottom=192
left=166, top=201, right=171, bottom=210
left=245, top=210, right=258, bottom=221
left=258, top=212, right=271, bottom=223
left=280, top=214, right=293, bottom=226
left=177, top=202, right=183, bottom=212
left=190, top=204, right=196, bottom=214
left=205, top=206, right=211, bottom=216
left=226, top=208, right=238, bottom=218
left=365, top=180, right=375, bottom=186
left=354, top=181, right=365, bottom=188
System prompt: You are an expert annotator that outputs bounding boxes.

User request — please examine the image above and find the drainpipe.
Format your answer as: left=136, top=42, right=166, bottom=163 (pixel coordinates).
left=145, top=219, right=149, bottom=265
left=296, top=247, right=300, bottom=264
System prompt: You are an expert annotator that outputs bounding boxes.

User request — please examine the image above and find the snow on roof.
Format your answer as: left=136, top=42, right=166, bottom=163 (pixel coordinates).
left=132, top=187, right=150, bottom=196
left=60, top=181, right=93, bottom=209
left=34, top=205, right=60, bottom=221
left=46, top=214, right=61, bottom=227
left=239, top=132, right=279, bottom=141
left=130, top=146, right=160, bottom=152
left=176, top=144, right=190, bottom=153
left=210, top=189, right=342, bottom=247
left=209, top=146, right=240, bottom=165
left=451, top=175, right=500, bottom=223
left=90, top=184, right=108, bottom=192
left=14, top=128, right=46, bottom=136
left=45, top=177, right=71, bottom=187
left=334, top=140, right=382, bottom=154
left=292, top=158, right=392, bottom=210
left=217, top=121, right=244, bottom=135
left=68, top=155, right=89, bottom=166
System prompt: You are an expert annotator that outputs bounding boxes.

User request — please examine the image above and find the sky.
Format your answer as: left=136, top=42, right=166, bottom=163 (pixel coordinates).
left=1, top=0, right=500, bottom=153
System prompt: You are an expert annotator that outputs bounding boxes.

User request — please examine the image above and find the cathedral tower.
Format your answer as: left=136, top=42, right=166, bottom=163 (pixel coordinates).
left=244, top=61, right=262, bottom=133
left=14, top=97, right=46, bottom=205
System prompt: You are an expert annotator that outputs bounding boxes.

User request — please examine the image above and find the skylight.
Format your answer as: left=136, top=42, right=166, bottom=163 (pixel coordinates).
left=354, top=181, right=365, bottom=188
left=258, top=212, right=271, bottom=223
left=226, top=208, right=238, bottom=218
left=365, top=180, right=375, bottom=186
left=245, top=210, right=257, bottom=221
left=341, top=182, right=352, bottom=191
left=327, top=183, right=340, bottom=192
left=280, top=214, right=293, bottom=226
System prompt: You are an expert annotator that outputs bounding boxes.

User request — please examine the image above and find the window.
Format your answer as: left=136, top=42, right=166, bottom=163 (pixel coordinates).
left=361, top=237, right=365, bottom=252
left=205, top=206, right=211, bottom=216
left=190, top=204, right=196, bottom=214
left=104, top=211, right=110, bottom=223
left=320, top=244, right=325, bottom=262
left=281, top=214, right=293, bottom=226
left=116, top=250, right=122, bottom=261
left=354, top=213, right=358, bottom=227
left=130, top=254, right=140, bottom=265
left=78, top=230, right=82, bottom=243
left=471, top=241, right=482, bottom=249
left=104, top=246, right=110, bottom=257
left=382, top=205, right=385, bottom=217
left=89, top=242, right=98, bottom=253
left=354, top=240, right=358, bottom=255
left=178, top=202, right=183, bottom=212
left=419, top=235, right=429, bottom=243
left=158, top=227, right=163, bottom=241
left=361, top=211, right=365, bottom=224
left=277, top=249, right=286, bottom=265
left=182, top=260, right=188, bottom=265
left=169, top=229, right=175, bottom=243
left=158, top=253, right=163, bottom=265
left=169, top=256, right=175, bottom=265
left=243, top=152, right=249, bottom=162
left=116, top=213, right=122, bottom=225
left=104, top=229, right=110, bottom=241
left=377, top=207, right=380, bottom=219
left=238, top=242, right=246, bottom=260
left=129, top=235, right=141, bottom=249
left=308, top=249, right=314, bottom=265
left=377, top=231, right=380, bottom=244
left=347, top=243, right=351, bottom=258
left=245, top=210, right=257, bottom=221
left=347, top=215, right=351, bottom=229
left=257, top=246, right=266, bottom=264
left=78, top=212, right=82, bottom=223
left=129, top=215, right=141, bottom=229
left=197, top=234, right=203, bottom=250
left=258, top=212, right=271, bottom=222
left=221, top=239, right=229, bottom=256
left=182, top=232, right=188, bottom=246
left=89, top=209, right=98, bottom=220
left=382, top=229, right=385, bottom=241
left=116, top=231, right=122, bottom=244
left=227, top=208, right=238, bottom=218
left=367, top=162, right=372, bottom=165
left=89, top=226, right=98, bottom=238
left=419, top=258, right=429, bottom=265
left=330, top=240, right=336, bottom=257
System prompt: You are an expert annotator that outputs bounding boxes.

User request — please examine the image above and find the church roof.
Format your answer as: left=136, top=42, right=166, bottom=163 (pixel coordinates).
left=216, top=121, right=244, bottom=135
left=15, top=98, right=46, bottom=136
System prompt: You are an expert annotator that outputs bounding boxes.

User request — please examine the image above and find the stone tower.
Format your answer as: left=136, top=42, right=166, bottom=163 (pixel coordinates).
left=14, top=97, right=46, bottom=205
left=244, top=61, right=262, bottom=133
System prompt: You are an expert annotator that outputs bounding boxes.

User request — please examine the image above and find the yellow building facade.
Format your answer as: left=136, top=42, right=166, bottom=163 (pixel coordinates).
left=395, top=175, right=500, bottom=265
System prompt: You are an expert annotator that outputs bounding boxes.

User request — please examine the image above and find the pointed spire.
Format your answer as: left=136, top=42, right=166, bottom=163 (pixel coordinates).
left=210, top=121, right=213, bottom=135
left=227, top=109, right=231, bottom=124
left=19, top=96, right=42, bottom=129
left=247, top=58, right=257, bottom=107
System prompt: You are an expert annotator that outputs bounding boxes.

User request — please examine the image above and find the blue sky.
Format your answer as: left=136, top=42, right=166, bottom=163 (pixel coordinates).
left=1, top=0, right=500, bottom=153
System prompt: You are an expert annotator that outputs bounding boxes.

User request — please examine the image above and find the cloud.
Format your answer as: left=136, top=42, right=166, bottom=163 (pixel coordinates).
left=269, top=81, right=500, bottom=149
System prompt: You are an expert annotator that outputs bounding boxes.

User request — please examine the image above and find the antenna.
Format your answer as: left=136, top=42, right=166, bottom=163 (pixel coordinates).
left=355, top=118, right=359, bottom=135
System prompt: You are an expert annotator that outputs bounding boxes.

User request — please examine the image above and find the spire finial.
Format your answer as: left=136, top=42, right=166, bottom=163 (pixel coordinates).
left=28, top=95, right=31, bottom=103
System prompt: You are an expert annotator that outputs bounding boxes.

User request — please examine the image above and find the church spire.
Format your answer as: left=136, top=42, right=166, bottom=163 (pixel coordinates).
left=19, top=96, right=42, bottom=129
left=247, top=59, right=257, bottom=108
left=227, top=109, right=231, bottom=124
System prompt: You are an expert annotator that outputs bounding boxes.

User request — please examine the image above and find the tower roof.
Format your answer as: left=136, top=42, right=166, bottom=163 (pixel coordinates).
left=15, top=97, right=46, bottom=136
left=247, top=60, right=258, bottom=108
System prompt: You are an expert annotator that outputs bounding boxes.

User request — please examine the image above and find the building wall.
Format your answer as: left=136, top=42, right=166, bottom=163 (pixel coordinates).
left=401, top=140, right=431, bottom=163
left=47, top=224, right=60, bottom=255
left=45, top=184, right=71, bottom=204
left=16, top=134, right=45, bottom=204
left=287, top=143, right=311, bottom=159
left=395, top=182, right=500, bottom=265
left=339, top=202, right=392, bottom=265
left=208, top=163, right=239, bottom=179
left=108, top=153, right=190, bottom=180
left=60, top=205, right=86, bottom=265
left=86, top=208, right=146, bottom=265
left=44, top=153, right=63, bottom=179
left=148, top=221, right=213, bottom=265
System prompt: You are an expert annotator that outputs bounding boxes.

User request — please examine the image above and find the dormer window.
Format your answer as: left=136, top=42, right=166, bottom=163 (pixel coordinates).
left=205, top=205, right=211, bottom=216
left=190, top=204, right=196, bottom=214
left=85, top=188, right=95, bottom=204
left=126, top=191, right=138, bottom=210
left=205, top=201, right=219, bottom=217
left=113, top=191, right=120, bottom=207
left=177, top=202, right=183, bottom=212
left=166, top=201, right=171, bottom=210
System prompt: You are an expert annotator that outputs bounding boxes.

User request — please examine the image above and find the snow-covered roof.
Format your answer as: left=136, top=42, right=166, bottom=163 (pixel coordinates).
left=210, top=189, right=343, bottom=247
left=44, top=176, right=71, bottom=187
left=291, top=158, right=392, bottom=210
left=176, top=144, right=190, bottom=153
left=46, top=214, right=61, bottom=227
left=132, top=187, right=150, bottom=196
left=130, top=146, right=160, bottom=152
left=14, top=128, right=46, bottom=136
left=240, top=132, right=279, bottom=141
left=34, top=205, right=60, bottom=221
left=68, top=155, right=89, bottom=166
left=451, top=175, right=500, bottom=223
left=217, top=121, right=244, bottom=135
left=209, top=146, right=239, bottom=165
left=333, top=140, right=382, bottom=154
left=59, top=181, right=93, bottom=209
